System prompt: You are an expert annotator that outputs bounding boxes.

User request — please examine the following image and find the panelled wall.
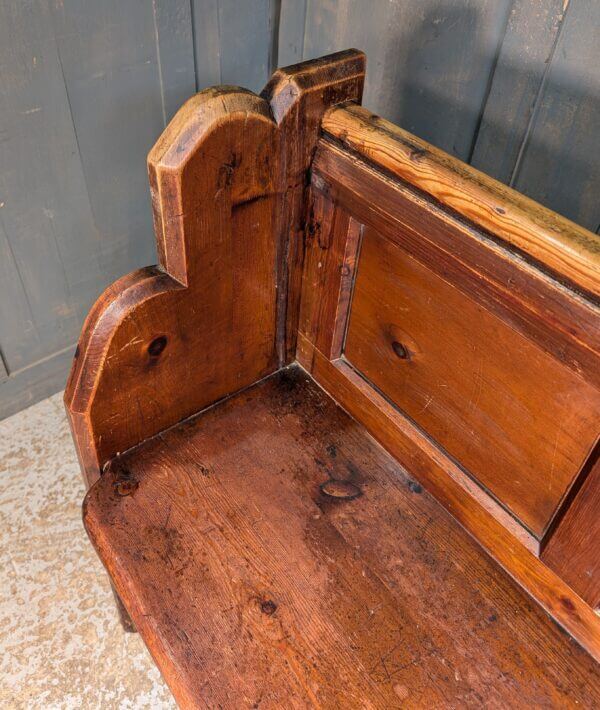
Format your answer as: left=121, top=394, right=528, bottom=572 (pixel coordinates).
left=0, top=0, right=598, bottom=418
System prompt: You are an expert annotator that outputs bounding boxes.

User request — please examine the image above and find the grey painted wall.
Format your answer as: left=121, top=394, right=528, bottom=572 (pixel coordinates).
left=1, top=0, right=598, bottom=418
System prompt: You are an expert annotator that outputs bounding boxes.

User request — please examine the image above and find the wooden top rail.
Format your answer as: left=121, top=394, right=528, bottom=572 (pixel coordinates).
left=322, top=104, right=600, bottom=300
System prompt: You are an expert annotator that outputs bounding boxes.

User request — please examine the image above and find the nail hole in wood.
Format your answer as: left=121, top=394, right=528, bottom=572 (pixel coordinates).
left=114, top=477, right=138, bottom=497
left=260, top=599, right=277, bottom=615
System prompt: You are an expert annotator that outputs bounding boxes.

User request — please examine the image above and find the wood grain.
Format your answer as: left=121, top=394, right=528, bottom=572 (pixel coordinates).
left=84, top=367, right=600, bottom=707
left=322, top=103, right=600, bottom=298
left=296, top=102, right=600, bottom=657
left=262, top=49, right=365, bottom=362
left=344, top=225, right=600, bottom=537
left=67, top=49, right=600, bottom=682
left=543, top=448, right=600, bottom=609
left=65, top=51, right=365, bottom=486
left=297, top=345, right=600, bottom=664
left=298, top=193, right=363, bottom=360
left=66, top=88, right=279, bottom=486
left=312, top=139, right=600, bottom=391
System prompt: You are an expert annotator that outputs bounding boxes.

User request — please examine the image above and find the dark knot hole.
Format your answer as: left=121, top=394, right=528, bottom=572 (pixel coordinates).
left=148, top=335, right=168, bottom=358
left=391, top=341, right=410, bottom=360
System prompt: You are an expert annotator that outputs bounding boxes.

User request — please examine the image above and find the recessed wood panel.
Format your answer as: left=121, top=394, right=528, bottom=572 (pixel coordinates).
left=344, top=226, right=600, bottom=537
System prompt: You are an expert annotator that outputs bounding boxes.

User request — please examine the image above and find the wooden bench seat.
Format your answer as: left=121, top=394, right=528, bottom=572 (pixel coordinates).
left=84, top=367, right=600, bottom=708
left=66, top=50, right=600, bottom=706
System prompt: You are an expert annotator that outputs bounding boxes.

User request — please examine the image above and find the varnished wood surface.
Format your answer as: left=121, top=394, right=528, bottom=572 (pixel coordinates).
left=294, top=345, right=600, bottom=665
left=84, top=367, right=600, bottom=708
left=66, top=88, right=280, bottom=486
left=262, top=49, right=365, bottom=362
left=64, top=51, right=365, bottom=486
left=344, top=225, right=600, bottom=537
left=543, top=450, right=600, bottom=609
left=311, top=139, right=600, bottom=392
left=322, top=104, right=600, bottom=299
left=298, top=111, right=600, bottom=656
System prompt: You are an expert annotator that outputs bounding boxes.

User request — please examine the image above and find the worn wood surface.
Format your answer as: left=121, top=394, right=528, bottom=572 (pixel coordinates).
left=299, top=191, right=363, bottom=361
left=262, top=49, right=365, bottom=362
left=84, top=367, right=600, bottom=708
left=65, top=89, right=279, bottom=486
left=66, top=48, right=600, bottom=687
left=298, top=102, right=600, bottom=655
left=297, top=343, right=600, bottom=664
left=344, top=224, right=600, bottom=537
left=543, top=450, right=600, bottom=609
left=312, top=138, right=600, bottom=392
left=65, top=51, right=364, bottom=487
left=323, top=104, right=600, bottom=298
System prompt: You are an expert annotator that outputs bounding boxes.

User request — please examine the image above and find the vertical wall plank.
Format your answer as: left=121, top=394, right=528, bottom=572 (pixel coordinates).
left=0, top=0, right=101, bottom=371
left=510, top=0, right=600, bottom=231
left=288, top=0, right=513, bottom=160
left=152, top=0, right=197, bottom=123
left=190, top=0, right=221, bottom=90
left=0, top=214, right=41, bottom=373
left=1, top=0, right=599, bottom=418
left=218, top=0, right=276, bottom=92
left=50, top=0, right=165, bottom=286
left=278, top=0, right=307, bottom=66
left=470, top=0, right=567, bottom=183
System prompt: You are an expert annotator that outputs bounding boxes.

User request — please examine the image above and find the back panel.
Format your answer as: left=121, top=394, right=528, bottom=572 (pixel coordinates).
left=299, top=107, right=600, bottom=547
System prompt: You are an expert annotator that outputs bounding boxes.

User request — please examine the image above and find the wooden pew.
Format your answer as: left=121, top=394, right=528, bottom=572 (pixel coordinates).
left=65, top=51, right=600, bottom=707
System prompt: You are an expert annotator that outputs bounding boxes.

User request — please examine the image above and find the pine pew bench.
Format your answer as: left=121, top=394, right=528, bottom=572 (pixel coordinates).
left=66, top=51, right=600, bottom=707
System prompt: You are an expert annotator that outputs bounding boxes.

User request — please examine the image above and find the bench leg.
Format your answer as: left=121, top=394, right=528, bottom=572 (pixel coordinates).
left=111, top=582, right=136, bottom=632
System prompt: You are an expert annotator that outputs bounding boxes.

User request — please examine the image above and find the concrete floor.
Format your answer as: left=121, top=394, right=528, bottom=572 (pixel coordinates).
left=0, top=392, right=176, bottom=709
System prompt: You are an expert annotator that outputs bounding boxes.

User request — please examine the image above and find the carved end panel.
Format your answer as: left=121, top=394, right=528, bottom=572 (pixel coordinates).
left=66, top=89, right=279, bottom=485
left=65, top=51, right=366, bottom=486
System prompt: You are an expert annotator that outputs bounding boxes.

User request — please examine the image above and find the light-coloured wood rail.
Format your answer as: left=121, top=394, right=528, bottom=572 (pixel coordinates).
left=322, top=104, right=600, bottom=300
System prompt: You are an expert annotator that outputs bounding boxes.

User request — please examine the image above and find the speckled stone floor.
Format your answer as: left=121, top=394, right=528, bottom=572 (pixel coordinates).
left=0, top=392, right=176, bottom=709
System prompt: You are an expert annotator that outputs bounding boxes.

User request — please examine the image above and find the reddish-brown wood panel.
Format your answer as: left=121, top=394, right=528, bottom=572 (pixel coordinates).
left=312, top=140, right=600, bottom=391
left=64, top=51, right=366, bottom=486
left=66, top=90, right=280, bottom=485
left=344, top=226, right=600, bottom=537
left=297, top=342, right=600, bottom=663
left=262, top=50, right=365, bottom=362
left=542, top=450, right=600, bottom=608
left=323, top=104, right=600, bottom=299
left=298, top=191, right=362, bottom=361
